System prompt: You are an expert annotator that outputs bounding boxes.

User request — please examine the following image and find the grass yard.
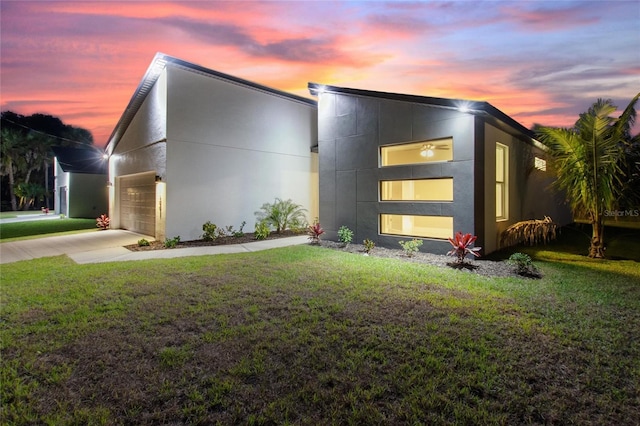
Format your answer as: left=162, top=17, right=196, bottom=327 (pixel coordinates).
left=2, top=238, right=639, bottom=425
left=0, top=218, right=97, bottom=241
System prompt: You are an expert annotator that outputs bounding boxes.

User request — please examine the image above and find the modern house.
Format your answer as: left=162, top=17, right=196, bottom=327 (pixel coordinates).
left=52, top=146, right=108, bottom=218
left=308, top=83, right=571, bottom=254
left=104, top=53, right=318, bottom=242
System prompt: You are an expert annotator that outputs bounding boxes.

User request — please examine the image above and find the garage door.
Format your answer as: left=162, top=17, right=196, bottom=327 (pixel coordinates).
left=119, top=172, right=156, bottom=236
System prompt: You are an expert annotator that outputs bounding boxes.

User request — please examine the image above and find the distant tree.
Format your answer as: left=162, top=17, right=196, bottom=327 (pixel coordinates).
left=0, top=111, right=94, bottom=211
left=0, top=128, right=24, bottom=211
left=537, top=93, right=639, bottom=258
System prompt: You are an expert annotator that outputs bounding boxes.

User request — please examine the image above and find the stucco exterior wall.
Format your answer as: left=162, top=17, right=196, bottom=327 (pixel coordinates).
left=53, top=158, right=69, bottom=216
left=317, top=92, right=476, bottom=254
left=109, top=70, right=168, bottom=231
left=483, top=123, right=571, bottom=253
left=68, top=173, right=108, bottom=218
left=163, top=66, right=318, bottom=241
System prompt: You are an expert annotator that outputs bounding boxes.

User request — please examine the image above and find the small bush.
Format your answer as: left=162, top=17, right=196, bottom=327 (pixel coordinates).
left=202, top=221, right=218, bottom=241
left=507, top=252, right=541, bottom=277
left=96, top=214, right=110, bottom=230
left=363, top=239, right=375, bottom=254
left=337, top=226, right=353, bottom=246
left=233, top=221, right=246, bottom=238
left=308, top=221, right=324, bottom=244
left=164, top=236, right=180, bottom=249
left=255, top=198, right=307, bottom=233
left=399, top=239, right=423, bottom=257
left=446, top=232, right=481, bottom=264
left=254, top=221, right=270, bottom=240
left=137, top=238, right=150, bottom=247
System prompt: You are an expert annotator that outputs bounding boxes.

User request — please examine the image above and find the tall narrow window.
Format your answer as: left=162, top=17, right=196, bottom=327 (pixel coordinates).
left=496, top=143, right=508, bottom=221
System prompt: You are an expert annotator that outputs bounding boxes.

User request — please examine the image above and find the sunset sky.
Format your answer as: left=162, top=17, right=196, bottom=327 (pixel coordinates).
left=1, top=0, right=639, bottom=147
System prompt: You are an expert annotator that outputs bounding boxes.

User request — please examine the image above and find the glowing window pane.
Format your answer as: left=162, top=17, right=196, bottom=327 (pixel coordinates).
left=381, top=138, right=453, bottom=167
left=535, top=156, right=547, bottom=171
left=496, top=143, right=508, bottom=221
left=380, top=214, right=453, bottom=239
left=380, top=178, right=453, bottom=201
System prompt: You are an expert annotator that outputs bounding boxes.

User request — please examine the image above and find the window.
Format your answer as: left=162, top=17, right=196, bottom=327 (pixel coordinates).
left=380, top=178, right=453, bottom=201
left=380, top=214, right=453, bottom=239
left=381, top=138, right=452, bottom=166
left=496, top=143, right=508, bottom=221
left=534, top=156, right=546, bottom=171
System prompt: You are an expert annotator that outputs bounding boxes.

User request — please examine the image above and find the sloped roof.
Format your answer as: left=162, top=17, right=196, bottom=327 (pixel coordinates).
left=308, top=82, right=537, bottom=143
left=105, top=53, right=317, bottom=155
left=52, top=146, right=107, bottom=174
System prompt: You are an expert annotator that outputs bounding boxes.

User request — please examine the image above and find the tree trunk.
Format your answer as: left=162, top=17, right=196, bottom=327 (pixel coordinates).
left=8, top=159, right=17, bottom=211
left=589, top=218, right=605, bottom=258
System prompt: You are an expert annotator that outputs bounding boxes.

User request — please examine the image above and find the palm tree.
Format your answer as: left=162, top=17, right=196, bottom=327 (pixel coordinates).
left=0, top=128, right=24, bottom=211
left=537, top=94, right=639, bottom=258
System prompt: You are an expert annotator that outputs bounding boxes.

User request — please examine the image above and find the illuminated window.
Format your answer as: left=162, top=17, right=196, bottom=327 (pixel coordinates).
left=534, top=156, right=546, bottom=171
left=381, top=138, right=453, bottom=166
left=496, top=143, right=508, bottom=221
left=380, top=178, right=453, bottom=201
left=380, top=214, right=453, bottom=239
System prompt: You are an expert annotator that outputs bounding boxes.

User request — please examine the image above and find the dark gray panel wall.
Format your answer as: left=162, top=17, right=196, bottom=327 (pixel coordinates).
left=317, top=92, right=477, bottom=253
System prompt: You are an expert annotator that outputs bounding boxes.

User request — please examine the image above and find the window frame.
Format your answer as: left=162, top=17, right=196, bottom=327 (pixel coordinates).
left=496, top=142, right=509, bottom=221
left=380, top=138, right=453, bottom=167
left=379, top=213, right=453, bottom=240
left=379, top=178, right=454, bottom=202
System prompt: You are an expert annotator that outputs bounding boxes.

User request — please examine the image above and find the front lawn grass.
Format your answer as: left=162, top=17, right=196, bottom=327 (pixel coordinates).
left=2, top=245, right=639, bottom=425
left=0, top=218, right=97, bottom=241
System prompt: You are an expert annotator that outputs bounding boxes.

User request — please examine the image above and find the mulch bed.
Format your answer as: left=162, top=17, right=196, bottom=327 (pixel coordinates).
left=125, top=231, right=537, bottom=279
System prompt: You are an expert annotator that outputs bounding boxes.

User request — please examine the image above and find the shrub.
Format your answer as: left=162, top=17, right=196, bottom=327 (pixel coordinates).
left=399, top=239, right=423, bottom=257
left=255, top=198, right=307, bottom=233
left=337, top=226, right=353, bottom=246
left=202, top=221, right=218, bottom=241
left=137, top=238, right=150, bottom=247
left=164, top=236, right=180, bottom=249
left=507, top=252, right=541, bottom=277
left=254, top=221, right=270, bottom=240
left=233, top=221, right=246, bottom=238
left=307, top=221, right=324, bottom=244
left=96, top=214, right=110, bottom=230
left=500, top=216, right=558, bottom=248
left=447, top=231, right=481, bottom=264
left=363, top=239, right=375, bottom=254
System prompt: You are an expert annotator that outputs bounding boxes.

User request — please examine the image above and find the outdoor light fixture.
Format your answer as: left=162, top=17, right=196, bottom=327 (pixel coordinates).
left=420, top=144, right=435, bottom=158
left=102, top=153, right=109, bottom=160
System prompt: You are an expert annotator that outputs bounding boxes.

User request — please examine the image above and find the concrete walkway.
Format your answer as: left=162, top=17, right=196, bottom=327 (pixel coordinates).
left=0, top=230, right=309, bottom=265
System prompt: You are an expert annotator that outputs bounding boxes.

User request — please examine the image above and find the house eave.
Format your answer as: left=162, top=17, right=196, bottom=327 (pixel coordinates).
left=105, top=53, right=317, bottom=156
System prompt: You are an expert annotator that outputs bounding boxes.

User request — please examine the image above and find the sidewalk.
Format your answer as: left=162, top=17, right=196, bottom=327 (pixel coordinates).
left=0, top=230, right=309, bottom=265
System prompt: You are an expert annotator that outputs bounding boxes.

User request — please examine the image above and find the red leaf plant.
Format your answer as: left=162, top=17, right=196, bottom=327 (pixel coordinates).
left=447, top=231, right=481, bottom=264
left=96, top=214, right=110, bottom=230
left=307, top=221, right=325, bottom=244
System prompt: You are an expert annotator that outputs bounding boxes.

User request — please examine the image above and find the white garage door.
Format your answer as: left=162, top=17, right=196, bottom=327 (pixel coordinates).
left=119, top=172, right=156, bottom=237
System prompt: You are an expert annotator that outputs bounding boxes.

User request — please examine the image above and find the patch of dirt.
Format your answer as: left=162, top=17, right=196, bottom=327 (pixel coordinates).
left=124, top=230, right=302, bottom=251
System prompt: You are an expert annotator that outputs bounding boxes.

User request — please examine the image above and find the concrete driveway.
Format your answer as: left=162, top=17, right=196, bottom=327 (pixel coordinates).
left=0, top=230, right=150, bottom=264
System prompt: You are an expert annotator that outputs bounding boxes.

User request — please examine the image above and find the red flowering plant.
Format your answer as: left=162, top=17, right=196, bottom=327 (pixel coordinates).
left=307, top=221, right=324, bottom=244
left=96, top=214, right=110, bottom=230
left=446, top=231, right=481, bottom=264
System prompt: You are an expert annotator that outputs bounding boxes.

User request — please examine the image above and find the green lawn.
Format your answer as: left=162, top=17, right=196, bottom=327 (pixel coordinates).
left=0, top=218, right=97, bottom=241
left=2, top=238, right=639, bottom=424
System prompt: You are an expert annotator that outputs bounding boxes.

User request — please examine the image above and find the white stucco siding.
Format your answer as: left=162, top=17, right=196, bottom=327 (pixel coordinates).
left=164, top=142, right=316, bottom=241
left=111, top=70, right=168, bottom=180
left=53, top=158, right=69, bottom=215
left=163, top=66, right=318, bottom=241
